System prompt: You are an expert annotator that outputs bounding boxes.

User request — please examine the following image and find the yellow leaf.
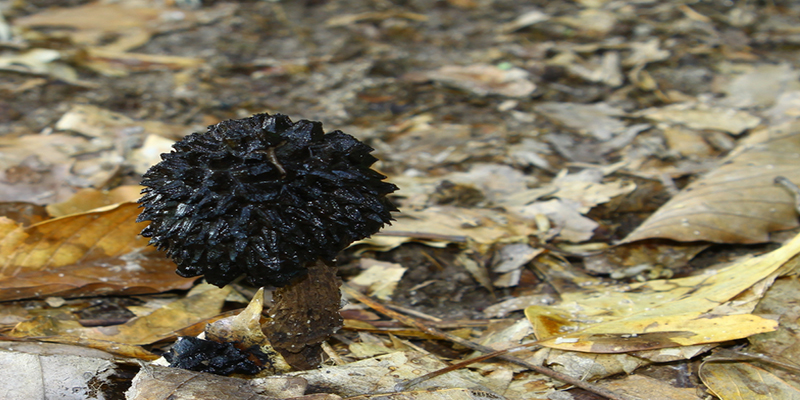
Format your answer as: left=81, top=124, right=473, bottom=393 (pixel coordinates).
left=526, top=231, right=800, bottom=352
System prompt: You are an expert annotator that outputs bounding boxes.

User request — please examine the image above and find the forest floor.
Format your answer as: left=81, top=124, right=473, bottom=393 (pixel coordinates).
left=2, top=1, right=800, bottom=399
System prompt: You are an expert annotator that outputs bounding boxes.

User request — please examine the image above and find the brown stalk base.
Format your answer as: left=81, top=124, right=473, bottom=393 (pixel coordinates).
left=264, top=259, right=343, bottom=370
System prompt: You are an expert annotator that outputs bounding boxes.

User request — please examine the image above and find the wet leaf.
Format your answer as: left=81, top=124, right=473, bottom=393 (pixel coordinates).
left=0, top=202, right=194, bottom=301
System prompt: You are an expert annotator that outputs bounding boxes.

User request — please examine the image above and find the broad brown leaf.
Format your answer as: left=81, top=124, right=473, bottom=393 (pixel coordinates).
left=0, top=202, right=194, bottom=301
left=623, top=123, right=800, bottom=243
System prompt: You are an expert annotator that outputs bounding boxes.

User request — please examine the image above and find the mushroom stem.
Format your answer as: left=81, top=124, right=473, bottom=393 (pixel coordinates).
left=264, top=259, right=343, bottom=369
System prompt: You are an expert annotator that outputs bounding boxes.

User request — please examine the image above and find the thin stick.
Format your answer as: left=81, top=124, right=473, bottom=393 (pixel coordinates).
left=342, top=285, right=636, bottom=400
left=775, top=176, right=800, bottom=214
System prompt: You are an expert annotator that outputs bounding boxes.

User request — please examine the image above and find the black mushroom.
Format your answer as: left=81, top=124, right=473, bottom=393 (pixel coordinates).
left=137, top=113, right=397, bottom=369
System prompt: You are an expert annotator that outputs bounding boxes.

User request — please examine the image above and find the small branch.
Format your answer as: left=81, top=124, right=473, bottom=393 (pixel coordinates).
left=775, top=176, right=800, bottom=215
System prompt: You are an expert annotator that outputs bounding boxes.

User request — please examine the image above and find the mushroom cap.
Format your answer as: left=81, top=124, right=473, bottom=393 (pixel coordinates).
left=137, top=113, right=397, bottom=287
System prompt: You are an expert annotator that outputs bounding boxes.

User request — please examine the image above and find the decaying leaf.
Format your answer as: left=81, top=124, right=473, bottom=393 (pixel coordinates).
left=359, top=206, right=537, bottom=253
left=84, top=284, right=230, bottom=345
left=598, top=374, right=701, bottom=400
left=350, top=259, right=407, bottom=300
left=46, top=186, right=143, bottom=218
left=640, top=103, right=761, bottom=136
left=525, top=230, right=800, bottom=353
left=534, top=102, right=627, bottom=141
left=405, top=64, right=536, bottom=98
left=624, top=122, right=800, bottom=244
left=718, top=63, right=800, bottom=108
left=0, top=202, right=194, bottom=301
left=0, top=133, right=106, bottom=204
left=55, top=104, right=189, bottom=141
left=126, top=364, right=308, bottom=400
left=700, top=362, right=800, bottom=400
left=0, top=342, right=118, bottom=400
left=347, top=388, right=507, bottom=400
left=285, top=351, right=498, bottom=397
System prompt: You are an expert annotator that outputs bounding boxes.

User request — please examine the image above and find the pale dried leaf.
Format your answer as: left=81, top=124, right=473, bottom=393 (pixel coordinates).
left=623, top=123, right=800, bottom=244
left=0, top=49, right=79, bottom=83
left=347, top=388, right=507, bottom=400
left=527, top=230, right=800, bottom=353
left=513, top=199, right=599, bottom=242
left=126, top=364, right=308, bottom=400
left=640, top=103, right=761, bottom=135
left=534, top=102, right=626, bottom=141
left=360, top=206, right=536, bottom=252
left=46, top=186, right=143, bottom=217
left=287, top=351, right=497, bottom=397
left=598, top=374, right=701, bottom=400
left=406, top=64, right=535, bottom=98
left=556, top=9, right=617, bottom=35
left=0, top=342, right=117, bottom=400
left=718, top=63, right=800, bottom=108
left=350, top=259, right=406, bottom=300
left=700, top=362, right=800, bottom=400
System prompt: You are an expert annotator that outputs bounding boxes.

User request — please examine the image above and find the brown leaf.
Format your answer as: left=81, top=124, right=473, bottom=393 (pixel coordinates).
left=700, top=362, right=800, bottom=400
left=46, top=186, right=143, bottom=217
left=623, top=123, right=800, bottom=243
left=0, top=202, right=194, bottom=301
left=84, top=285, right=231, bottom=345
left=0, top=202, right=48, bottom=226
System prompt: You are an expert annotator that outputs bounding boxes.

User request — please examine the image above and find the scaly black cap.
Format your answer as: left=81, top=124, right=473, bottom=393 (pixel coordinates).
left=137, top=113, right=397, bottom=287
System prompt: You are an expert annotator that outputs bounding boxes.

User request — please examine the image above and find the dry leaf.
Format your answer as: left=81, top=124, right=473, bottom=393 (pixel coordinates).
left=126, top=364, right=308, bottom=400
left=347, top=388, right=508, bottom=400
left=84, top=284, right=230, bottom=345
left=526, top=230, right=800, bottom=353
left=46, top=186, right=143, bottom=217
left=597, top=374, right=701, bottom=400
left=0, top=203, right=194, bottom=301
left=718, top=63, right=800, bottom=108
left=359, top=206, right=536, bottom=252
left=534, top=102, right=627, bottom=141
left=623, top=123, right=800, bottom=243
left=555, top=9, right=617, bottom=35
left=640, top=103, right=761, bottom=135
left=350, top=259, right=407, bottom=300
left=405, top=64, right=536, bottom=98
left=0, top=49, right=81, bottom=84
left=56, top=104, right=189, bottom=141
left=700, top=362, right=800, bottom=400
left=0, top=342, right=118, bottom=400
left=286, top=351, right=497, bottom=397
left=0, top=133, right=105, bottom=204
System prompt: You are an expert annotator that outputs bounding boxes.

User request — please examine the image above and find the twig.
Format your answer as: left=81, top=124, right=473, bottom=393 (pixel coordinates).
left=775, top=176, right=800, bottom=215
left=342, top=285, right=637, bottom=400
